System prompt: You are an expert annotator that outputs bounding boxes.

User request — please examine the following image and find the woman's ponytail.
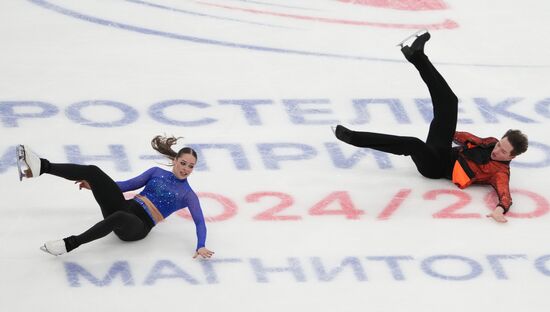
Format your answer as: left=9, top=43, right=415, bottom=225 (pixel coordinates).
left=151, top=135, right=180, bottom=160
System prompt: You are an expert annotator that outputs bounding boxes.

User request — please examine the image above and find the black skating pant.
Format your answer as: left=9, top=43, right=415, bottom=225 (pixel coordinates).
left=40, top=160, right=153, bottom=252
left=335, top=53, right=458, bottom=179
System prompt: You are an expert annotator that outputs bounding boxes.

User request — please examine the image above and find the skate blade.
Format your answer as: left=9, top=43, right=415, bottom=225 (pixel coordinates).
left=16, top=145, right=34, bottom=179
left=16, top=145, right=25, bottom=181
left=39, top=244, right=55, bottom=256
left=396, top=29, right=428, bottom=47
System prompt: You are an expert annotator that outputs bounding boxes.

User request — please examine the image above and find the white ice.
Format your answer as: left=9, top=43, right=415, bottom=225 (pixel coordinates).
left=1, top=1, right=549, bottom=311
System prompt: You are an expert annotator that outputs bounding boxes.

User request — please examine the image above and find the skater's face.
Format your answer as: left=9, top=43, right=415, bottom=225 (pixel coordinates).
left=491, top=137, right=515, bottom=161
left=173, top=153, right=196, bottom=179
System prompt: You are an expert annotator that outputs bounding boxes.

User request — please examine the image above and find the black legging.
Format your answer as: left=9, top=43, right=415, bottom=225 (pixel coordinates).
left=335, top=53, right=458, bottom=179
left=40, top=160, right=153, bottom=252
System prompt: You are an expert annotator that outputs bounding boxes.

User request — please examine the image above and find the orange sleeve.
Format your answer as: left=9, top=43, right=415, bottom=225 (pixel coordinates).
left=490, top=172, right=512, bottom=213
left=453, top=131, right=482, bottom=146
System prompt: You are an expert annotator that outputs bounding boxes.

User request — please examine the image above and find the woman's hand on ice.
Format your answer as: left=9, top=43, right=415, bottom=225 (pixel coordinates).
left=193, top=247, right=215, bottom=259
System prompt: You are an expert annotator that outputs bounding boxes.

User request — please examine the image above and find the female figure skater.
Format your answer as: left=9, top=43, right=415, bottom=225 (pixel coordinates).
left=334, top=31, right=528, bottom=223
left=17, top=135, right=214, bottom=258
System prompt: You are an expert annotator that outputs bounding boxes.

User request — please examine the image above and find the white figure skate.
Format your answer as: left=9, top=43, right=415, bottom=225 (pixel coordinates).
left=16, top=145, right=41, bottom=181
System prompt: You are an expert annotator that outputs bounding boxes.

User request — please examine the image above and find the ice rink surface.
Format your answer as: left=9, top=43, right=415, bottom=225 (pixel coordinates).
left=1, top=1, right=549, bottom=311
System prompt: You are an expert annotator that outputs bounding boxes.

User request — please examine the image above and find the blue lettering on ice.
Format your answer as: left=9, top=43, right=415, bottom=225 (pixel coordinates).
left=187, top=144, right=250, bottom=171
left=3, top=140, right=550, bottom=175
left=0, top=101, right=58, bottom=127
left=350, top=98, right=410, bottom=125
left=284, top=99, right=338, bottom=125
left=143, top=260, right=199, bottom=285
left=535, top=255, right=550, bottom=276
left=64, top=261, right=134, bottom=287
left=415, top=98, right=474, bottom=124
left=218, top=99, right=273, bottom=125
left=66, top=100, right=138, bottom=127
left=200, top=258, right=243, bottom=284
left=149, top=99, right=216, bottom=126
left=64, top=145, right=131, bottom=172
left=366, top=256, right=414, bottom=281
left=258, top=143, right=317, bottom=169
left=250, top=258, right=306, bottom=283
left=325, top=143, right=393, bottom=169
left=511, top=141, right=550, bottom=168
left=310, top=257, right=367, bottom=282
left=63, top=254, right=550, bottom=287
left=486, top=254, right=527, bottom=280
left=535, top=98, right=550, bottom=118
left=421, top=255, right=482, bottom=281
left=475, top=98, right=536, bottom=123
left=1, top=97, right=547, bottom=128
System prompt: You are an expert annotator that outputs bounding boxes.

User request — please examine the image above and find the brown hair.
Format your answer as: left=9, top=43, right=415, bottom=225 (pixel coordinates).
left=151, top=135, right=198, bottom=162
left=502, top=129, right=528, bottom=156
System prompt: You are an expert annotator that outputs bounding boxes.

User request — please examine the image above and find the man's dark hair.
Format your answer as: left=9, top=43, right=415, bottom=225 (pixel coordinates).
left=502, top=129, right=528, bottom=156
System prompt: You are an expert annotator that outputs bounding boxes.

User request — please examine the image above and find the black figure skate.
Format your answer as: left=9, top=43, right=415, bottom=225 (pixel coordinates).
left=398, top=29, right=431, bottom=62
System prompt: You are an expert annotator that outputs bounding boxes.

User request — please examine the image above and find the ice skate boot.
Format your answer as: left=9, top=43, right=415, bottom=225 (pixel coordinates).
left=40, top=239, right=67, bottom=256
left=16, top=145, right=41, bottom=181
left=398, top=30, right=430, bottom=62
left=397, top=29, right=429, bottom=48
left=334, top=125, right=353, bottom=143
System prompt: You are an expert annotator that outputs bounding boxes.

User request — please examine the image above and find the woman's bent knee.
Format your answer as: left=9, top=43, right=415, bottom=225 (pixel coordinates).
left=115, top=230, right=149, bottom=242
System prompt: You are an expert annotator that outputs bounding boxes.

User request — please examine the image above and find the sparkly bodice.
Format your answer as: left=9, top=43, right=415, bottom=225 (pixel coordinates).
left=116, top=167, right=206, bottom=249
